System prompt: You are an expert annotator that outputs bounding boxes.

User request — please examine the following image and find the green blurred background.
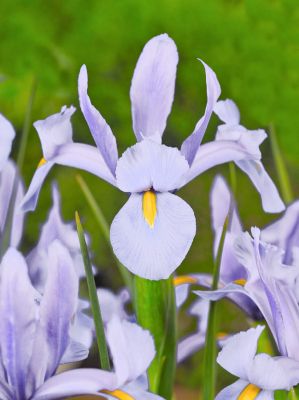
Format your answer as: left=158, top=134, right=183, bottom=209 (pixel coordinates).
left=1, top=0, right=299, bottom=396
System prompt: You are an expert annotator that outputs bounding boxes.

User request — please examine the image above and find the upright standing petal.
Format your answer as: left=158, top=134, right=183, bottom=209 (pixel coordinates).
left=130, top=34, right=178, bottom=142
left=78, top=65, right=118, bottom=173
left=181, top=60, right=221, bottom=165
left=214, top=99, right=240, bottom=125
left=28, top=240, right=79, bottom=390
left=0, top=114, right=15, bottom=171
left=0, top=248, right=38, bottom=400
left=116, top=139, right=189, bottom=193
left=110, top=192, right=196, bottom=280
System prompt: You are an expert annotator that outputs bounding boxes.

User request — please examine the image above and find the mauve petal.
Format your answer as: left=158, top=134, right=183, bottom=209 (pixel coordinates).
left=97, top=288, right=130, bottom=324
left=214, top=99, right=240, bottom=125
left=78, top=65, right=118, bottom=173
left=106, top=317, right=155, bottom=385
left=181, top=60, right=221, bottom=165
left=177, top=332, right=205, bottom=363
left=0, top=248, right=38, bottom=400
left=0, top=114, right=15, bottom=172
left=210, top=175, right=242, bottom=233
left=215, top=379, right=249, bottom=400
left=21, top=142, right=116, bottom=212
left=217, top=326, right=264, bottom=380
left=34, top=106, right=75, bottom=160
left=28, top=241, right=79, bottom=389
left=236, top=159, right=285, bottom=213
left=54, top=142, right=117, bottom=186
left=20, top=161, right=54, bottom=212
left=0, top=160, right=24, bottom=248
left=116, top=139, right=189, bottom=193
left=130, top=34, right=178, bottom=142
left=110, top=192, right=196, bottom=280
left=249, top=354, right=299, bottom=391
left=261, top=201, right=299, bottom=264
left=181, top=140, right=255, bottom=187
left=31, top=368, right=117, bottom=400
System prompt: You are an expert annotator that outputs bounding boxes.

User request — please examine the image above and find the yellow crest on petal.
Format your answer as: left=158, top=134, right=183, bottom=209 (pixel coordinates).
left=101, top=389, right=134, bottom=400
left=37, top=157, right=47, bottom=168
left=142, top=190, right=157, bottom=228
left=238, top=383, right=261, bottom=399
left=234, top=279, right=247, bottom=286
left=173, top=275, right=198, bottom=286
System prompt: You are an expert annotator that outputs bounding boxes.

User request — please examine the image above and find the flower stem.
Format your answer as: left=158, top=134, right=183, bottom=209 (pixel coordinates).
left=202, top=216, right=229, bottom=400
left=134, top=276, right=177, bottom=400
left=75, top=211, right=110, bottom=371
left=269, top=124, right=294, bottom=204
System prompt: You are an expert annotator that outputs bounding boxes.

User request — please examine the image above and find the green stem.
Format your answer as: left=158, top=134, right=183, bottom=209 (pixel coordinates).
left=229, top=162, right=237, bottom=197
left=17, top=77, right=37, bottom=172
left=134, top=276, right=177, bottom=400
left=203, top=216, right=229, bottom=400
left=76, top=174, right=133, bottom=292
left=269, top=124, right=294, bottom=204
left=75, top=211, right=110, bottom=371
left=0, top=79, right=37, bottom=258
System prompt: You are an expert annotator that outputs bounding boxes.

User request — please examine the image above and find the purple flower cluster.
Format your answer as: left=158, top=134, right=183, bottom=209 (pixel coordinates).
left=0, top=33, right=297, bottom=399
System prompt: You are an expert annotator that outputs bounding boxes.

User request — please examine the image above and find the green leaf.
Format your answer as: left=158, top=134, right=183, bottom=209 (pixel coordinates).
left=134, top=276, right=176, bottom=399
left=203, top=216, right=229, bottom=400
left=76, top=174, right=133, bottom=292
left=75, top=211, right=110, bottom=371
left=269, top=124, right=294, bottom=204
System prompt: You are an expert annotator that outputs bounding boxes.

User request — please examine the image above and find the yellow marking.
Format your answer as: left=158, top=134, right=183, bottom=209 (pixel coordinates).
left=173, top=275, right=198, bottom=286
left=101, top=389, right=134, bottom=400
left=142, top=190, right=157, bottom=228
left=238, top=383, right=261, bottom=400
left=234, top=279, right=247, bottom=286
left=37, top=157, right=47, bottom=168
left=216, top=331, right=227, bottom=340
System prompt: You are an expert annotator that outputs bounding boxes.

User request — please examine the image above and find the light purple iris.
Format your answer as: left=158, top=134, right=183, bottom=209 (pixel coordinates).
left=195, top=227, right=299, bottom=362
left=0, top=246, right=161, bottom=400
left=21, top=34, right=283, bottom=280
left=216, top=326, right=299, bottom=399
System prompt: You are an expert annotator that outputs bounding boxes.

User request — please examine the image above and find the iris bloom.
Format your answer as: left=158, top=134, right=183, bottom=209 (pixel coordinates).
left=196, top=227, right=299, bottom=362
left=21, top=34, right=283, bottom=279
left=0, top=246, right=161, bottom=400
left=216, top=326, right=299, bottom=399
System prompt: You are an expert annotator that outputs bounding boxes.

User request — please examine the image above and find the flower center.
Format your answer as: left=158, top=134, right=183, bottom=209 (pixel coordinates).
left=238, top=383, right=261, bottom=399
left=142, top=190, right=157, bottom=228
left=37, top=157, right=47, bottom=168
left=102, top=389, right=134, bottom=400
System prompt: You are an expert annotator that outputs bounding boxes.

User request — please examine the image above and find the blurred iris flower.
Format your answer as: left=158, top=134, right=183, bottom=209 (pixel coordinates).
left=0, top=246, right=160, bottom=400
left=216, top=326, right=299, bottom=399
left=21, top=34, right=283, bottom=280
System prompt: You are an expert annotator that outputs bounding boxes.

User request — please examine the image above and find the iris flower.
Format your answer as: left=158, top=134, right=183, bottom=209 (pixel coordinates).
left=196, top=227, right=299, bottom=362
left=21, top=34, right=283, bottom=279
left=0, top=246, right=161, bottom=400
left=216, top=326, right=299, bottom=399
